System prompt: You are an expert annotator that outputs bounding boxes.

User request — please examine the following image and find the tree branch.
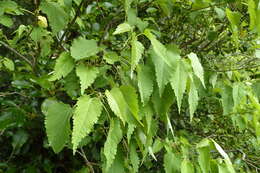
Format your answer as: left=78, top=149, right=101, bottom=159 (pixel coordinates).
left=0, top=41, right=34, bottom=67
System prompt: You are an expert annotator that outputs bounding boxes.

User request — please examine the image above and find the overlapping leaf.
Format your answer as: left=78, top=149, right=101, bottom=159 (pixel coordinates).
left=41, top=99, right=72, bottom=153
left=72, top=95, right=102, bottom=153
left=131, top=34, right=144, bottom=78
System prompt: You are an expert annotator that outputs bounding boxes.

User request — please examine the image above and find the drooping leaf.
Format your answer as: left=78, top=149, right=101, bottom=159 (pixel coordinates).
left=40, top=1, right=69, bottom=34
left=170, top=60, right=188, bottom=113
left=188, top=52, right=205, bottom=87
left=232, top=82, right=246, bottom=110
left=0, top=15, right=13, bottom=27
left=130, top=142, right=139, bottom=173
left=137, top=65, right=154, bottom=105
left=150, top=48, right=171, bottom=96
left=144, top=29, right=172, bottom=67
left=131, top=33, right=144, bottom=78
left=181, top=159, right=194, bottom=173
left=113, top=23, right=132, bottom=35
left=71, top=37, right=99, bottom=60
left=163, top=151, right=182, bottom=173
left=105, top=147, right=126, bottom=173
left=197, top=139, right=211, bottom=173
left=188, top=77, right=199, bottom=121
left=103, top=51, right=119, bottom=64
left=49, top=52, right=74, bottom=81
left=120, top=85, right=140, bottom=121
left=124, top=0, right=134, bottom=13
left=104, top=118, right=123, bottom=171
left=76, top=64, right=99, bottom=95
left=220, top=84, right=234, bottom=115
left=105, top=87, right=127, bottom=124
left=212, top=140, right=235, bottom=173
left=41, top=99, right=72, bottom=153
left=72, top=95, right=102, bottom=153
left=248, top=0, right=257, bottom=30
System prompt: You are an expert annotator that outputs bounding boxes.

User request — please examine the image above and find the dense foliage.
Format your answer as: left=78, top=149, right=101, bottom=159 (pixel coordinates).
left=0, top=0, right=260, bottom=172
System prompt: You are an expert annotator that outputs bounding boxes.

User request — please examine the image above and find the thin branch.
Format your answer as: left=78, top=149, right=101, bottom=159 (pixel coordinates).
left=58, top=0, right=94, bottom=46
left=77, top=148, right=95, bottom=173
left=0, top=41, right=33, bottom=67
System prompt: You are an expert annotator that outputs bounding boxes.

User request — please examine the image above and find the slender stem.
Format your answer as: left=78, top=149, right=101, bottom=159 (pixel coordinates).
left=77, top=148, right=95, bottom=173
left=0, top=41, right=33, bottom=67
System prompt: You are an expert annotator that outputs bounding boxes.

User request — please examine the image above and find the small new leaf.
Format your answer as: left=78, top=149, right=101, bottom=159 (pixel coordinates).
left=113, top=23, right=132, bottom=35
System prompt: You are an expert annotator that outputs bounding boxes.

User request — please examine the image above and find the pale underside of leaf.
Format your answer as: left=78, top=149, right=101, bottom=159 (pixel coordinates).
left=188, top=52, right=205, bottom=87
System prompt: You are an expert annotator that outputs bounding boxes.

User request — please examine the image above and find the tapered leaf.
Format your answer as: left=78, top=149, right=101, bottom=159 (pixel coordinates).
left=72, top=95, right=102, bottom=153
left=188, top=78, right=199, bottom=121
left=144, top=29, right=172, bottom=67
left=71, top=37, right=99, bottom=60
left=188, top=53, right=205, bottom=87
left=41, top=99, right=72, bottom=153
left=105, top=88, right=127, bottom=124
left=248, top=0, right=257, bottom=30
left=170, top=60, right=188, bottom=113
left=221, top=84, right=234, bottom=115
left=181, top=159, right=194, bottom=173
left=120, top=85, right=140, bottom=121
left=137, top=65, right=154, bottom=105
left=76, top=64, right=99, bottom=95
left=40, top=1, right=69, bottom=34
left=49, top=52, right=74, bottom=81
left=150, top=49, right=171, bottom=96
left=104, top=118, right=123, bottom=170
left=130, top=142, right=139, bottom=173
left=131, top=34, right=144, bottom=78
left=164, top=151, right=182, bottom=173
left=232, top=82, right=246, bottom=109
left=113, top=23, right=132, bottom=35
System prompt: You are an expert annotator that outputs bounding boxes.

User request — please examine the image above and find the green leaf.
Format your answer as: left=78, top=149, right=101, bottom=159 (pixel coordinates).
left=76, top=64, right=99, bottom=95
left=188, top=78, right=199, bottom=121
left=150, top=49, right=171, bottom=96
left=12, top=130, right=28, bottom=150
left=113, top=23, right=132, bottom=35
left=198, top=147, right=211, bottom=173
left=188, top=53, right=205, bottom=87
left=144, top=29, right=172, bottom=67
left=120, top=85, right=140, bottom=121
left=0, top=15, right=13, bottom=27
left=181, top=159, right=194, bottom=173
left=164, top=151, right=182, bottom=173
left=221, top=84, right=234, bottom=115
left=49, top=52, right=74, bottom=81
left=71, top=37, right=99, bottom=60
left=40, top=1, right=69, bottom=34
left=232, top=83, right=246, bottom=110
left=170, top=60, right=188, bottom=113
left=212, top=140, right=235, bottom=173
left=124, top=0, right=134, bottom=13
left=103, top=51, right=119, bottom=64
left=131, top=34, right=144, bottom=78
left=137, top=65, right=154, bottom=105
left=130, top=142, right=139, bottom=173
left=41, top=99, right=72, bottom=153
left=248, top=0, right=257, bottom=30
left=105, top=87, right=127, bottom=124
left=72, top=95, right=102, bottom=154
left=3, top=58, right=14, bottom=71
left=104, top=118, right=123, bottom=171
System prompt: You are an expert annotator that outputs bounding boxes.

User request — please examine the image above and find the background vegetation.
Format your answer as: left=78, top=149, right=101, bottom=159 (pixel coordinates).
left=0, top=0, right=260, bottom=172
